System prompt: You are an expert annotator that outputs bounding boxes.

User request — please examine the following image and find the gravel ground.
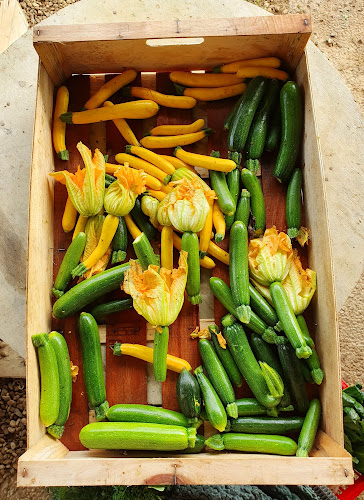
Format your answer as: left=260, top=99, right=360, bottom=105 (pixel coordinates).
left=2, top=0, right=363, bottom=497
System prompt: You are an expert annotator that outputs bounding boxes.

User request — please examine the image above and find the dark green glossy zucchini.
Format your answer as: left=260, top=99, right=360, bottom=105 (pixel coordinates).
left=181, top=231, right=201, bottom=305
left=131, top=198, right=157, bottom=241
left=132, top=232, right=159, bottom=270
left=177, top=368, right=201, bottom=419
left=90, top=298, right=133, bottom=324
left=241, top=168, right=265, bottom=237
left=249, top=284, right=279, bottom=327
left=229, top=221, right=251, bottom=323
left=111, top=216, right=127, bottom=265
left=209, top=324, right=243, bottom=388
left=106, top=404, right=201, bottom=428
left=265, top=101, right=281, bottom=152
left=224, top=167, right=240, bottom=230
left=235, top=189, right=250, bottom=227
left=296, top=399, right=321, bottom=457
left=52, top=232, right=86, bottom=298
left=229, top=416, right=304, bottom=434
left=194, top=366, right=227, bottom=432
left=286, top=168, right=303, bottom=239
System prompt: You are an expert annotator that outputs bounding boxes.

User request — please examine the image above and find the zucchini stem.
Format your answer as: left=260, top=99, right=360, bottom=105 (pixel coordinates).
left=153, top=326, right=169, bottom=382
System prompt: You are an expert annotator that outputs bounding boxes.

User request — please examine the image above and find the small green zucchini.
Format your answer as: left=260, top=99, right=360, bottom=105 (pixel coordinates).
left=90, top=298, right=133, bottom=324
left=78, top=312, right=108, bottom=420
left=105, top=173, right=116, bottom=188
left=296, top=399, right=321, bottom=457
left=229, top=416, right=304, bottom=434
left=176, top=368, right=202, bottom=419
left=181, top=231, right=201, bottom=305
left=245, top=79, right=281, bottom=160
left=224, top=166, right=240, bottom=230
left=52, top=232, right=86, bottom=298
left=222, top=320, right=280, bottom=409
left=47, top=332, right=72, bottom=439
left=273, top=81, right=303, bottom=183
left=153, top=325, right=169, bottom=383
left=296, top=316, right=323, bottom=386
left=194, top=365, right=227, bottom=432
left=276, top=336, right=309, bottom=415
left=209, top=168, right=236, bottom=217
left=229, top=221, right=251, bottom=323
left=53, top=262, right=130, bottom=319
left=228, top=76, right=267, bottom=153
left=132, top=232, right=159, bottom=270
left=79, top=422, right=197, bottom=451
left=241, top=168, right=266, bottom=237
left=265, top=101, right=281, bottom=152
left=206, top=432, right=297, bottom=455
left=286, top=168, right=303, bottom=239
left=209, top=324, right=243, bottom=388
left=270, top=282, right=312, bottom=359
left=131, top=198, right=157, bottom=241
left=111, top=216, right=127, bottom=265
left=106, top=404, right=201, bottom=428
left=235, top=189, right=251, bottom=227
left=198, top=339, right=238, bottom=418
left=248, top=284, right=279, bottom=327
left=32, top=333, right=59, bottom=428
left=235, top=398, right=272, bottom=417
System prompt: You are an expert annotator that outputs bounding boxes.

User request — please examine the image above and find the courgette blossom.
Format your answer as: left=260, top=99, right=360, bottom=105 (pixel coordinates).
left=104, top=165, right=147, bottom=216
left=141, top=195, right=159, bottom=228
left=157, top=177, right=216, bottom=233
left=50, top=142, right=105, bottom=217
left=248, top=227, right=293, bottom=286
left=123, top=251, right=188, bottom=328
left=251, top=249, right=316, bottom=315
left=82, top=215, right=111, bottom=279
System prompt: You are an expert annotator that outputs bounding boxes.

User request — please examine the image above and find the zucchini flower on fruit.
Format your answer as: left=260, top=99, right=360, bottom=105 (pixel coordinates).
left=50, top=142, right=105, bottom=217
left=157, top=177, right=216, bottom=233
left=104, top=164, right=147, bottom=217
left=141, top=195, right=159, bottom=228
left=123, top=251, right=188, bottom=382
left=81, top=215, right=112, bottom=279
left=248, top=227, right=293, bottom=286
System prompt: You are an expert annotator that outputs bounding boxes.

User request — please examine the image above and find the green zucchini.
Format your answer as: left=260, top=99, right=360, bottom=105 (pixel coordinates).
left=229, top=416, right=304, bottom=434
left=265, top=100, right=281, bottom=152
left=79, top=422, right=197, bottom=451
left=235, top=189, right=251, bottom=226
left=209, top=169, right=235, bottom=217
left=177, top=368, right=201, bottom=419
left=47, top=332, right=72, bottom=439
left=106, top=404, right=201, bottom=428
left=245, top=79, right=281, bottom=160
left=299, top=359, right=314, bottom=384
left=224, top=93, right=245, bottom=131
left=235, top=398, right=272, bottom=417
left=209, top=324, right=243, bottom=388
left=181, top=231, right=201, bottom=305
left=105, top=174, right=116, bottom=188
left=111, top=216, right=127, bottom=265
left=222, top=320, right=280, bottom=409
left=228, top=76, right=267, bottom=152
left=153, top=325, right=169, bottom=382
left=296, top=315, right=315, bottom=348
left=194, top=365, right=227, bottom=432
left=229, top=221, right=251, bottom=323
left=249, top=284, right=279, bottom=327
left=270, top=282, right=312, bottom=359
left=209, top=278, right=278, bottom=343
left=53, top=262, right=130, bottom=319
left=296, top=399, right=321, bottom=457
left=198, top=339, right=238, bottom=418
left=206, top=432, right=297, bottom=455
left=32, top=333, right=59, bottom=427
left=273, top=81, right=303, bottom=183
left=132, top=232, right=159, bottom=270
left=90, top=298, right=133, bottom=324
left=131, top=198, right=157, bottom=241
left=78, top=312, right=108, bottom=420
left=241, top=168, right=265, bottom=237
left=52, top=232, right=86, bottom=298
left=276, top=336, right=309, bottom=415
left=286, top=168, right=303, bottom=238
left=224, top=166, right=240, bottom=230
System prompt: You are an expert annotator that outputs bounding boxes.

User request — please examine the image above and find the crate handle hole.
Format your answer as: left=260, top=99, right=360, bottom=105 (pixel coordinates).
left=146, top=37, right=204, bottom=47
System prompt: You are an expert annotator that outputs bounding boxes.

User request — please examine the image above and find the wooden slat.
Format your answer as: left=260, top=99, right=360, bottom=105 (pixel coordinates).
left=51, top=75, right=91, bottom=451
left=261, top=152, right=287, bottom=232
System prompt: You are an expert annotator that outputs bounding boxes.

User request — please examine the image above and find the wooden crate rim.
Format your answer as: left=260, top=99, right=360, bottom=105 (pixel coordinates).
left=33, top=13, right=311, bottom=43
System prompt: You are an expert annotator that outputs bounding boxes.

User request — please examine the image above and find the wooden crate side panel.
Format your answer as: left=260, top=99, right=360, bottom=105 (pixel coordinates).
left=26, top=63, right=55, bottom=449
left=33, top=15, right=311, bottom=86
left=295, top=51, right=343, bottom=445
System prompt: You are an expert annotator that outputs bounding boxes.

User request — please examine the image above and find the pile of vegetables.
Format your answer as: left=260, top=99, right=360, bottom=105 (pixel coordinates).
left=33, top=57, right=328, bottom=459
left=343, top=383, right=364, bottom=474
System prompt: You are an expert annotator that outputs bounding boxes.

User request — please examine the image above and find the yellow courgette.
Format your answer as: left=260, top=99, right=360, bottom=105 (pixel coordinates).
left=161, top=155, right=196, bottom=172
left=126, top=145, right=175, bottom=175
left=175, top=147, right=236, bottom=173
left=129, top=86, right=196, bottom=109
left=83, top=70, right=137, bottom=109
left=53, top=86, right=69, bottom=160
left=207, top=240, right=230, bottom=265
left=73, top=215, right=88, bottom=240
left=236, top=67, right=288, bottom=81
left=150, top=119, right=205, bottom=136
left=115, top=153, right=170, bottom=184
left=217, top=57, right=281, bottom=73
left=141, top=129, right=212, bottom=149
left=147, top=190, right=166, bottom=202
left=199, top=199, right=214, bottom=258
left=183, top=83, right=246, bottom=101
left=212, top=201, right=226, bottom=243
left=60, top=101, right=159, bottom=124
left=62, top=197, right=78, bottom=233
left=170, top=71, right=244, bottom=88
left=124, top=213, right=142, bottom=239
left=103, top=101, right=140, bottom=146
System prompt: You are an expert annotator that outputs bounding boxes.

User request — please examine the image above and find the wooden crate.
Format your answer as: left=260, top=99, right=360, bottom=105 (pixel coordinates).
left=18, top=14, right=354, bottom=487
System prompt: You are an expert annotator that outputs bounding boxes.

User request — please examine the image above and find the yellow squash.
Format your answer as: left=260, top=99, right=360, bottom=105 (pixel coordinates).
left=175, top=147, right=236, bottom=173
left=115, top=153, right=170, bottom=185
left=161, top=155, right=196, bottom=172
left=170, top=71, right=244, bottom=88
left=212, top=201, right=226, bottom=242
left=199, top=199, right=214, bottom=257
left=129, top=86, right=196, bottom=109
left=207, top=240, right=230, bottom=265
left=150, top=119, right=205, bottom=136
left=183, top=83, right=246, bottom=101
left=217, top=57, right=281, bottom=73
left=60, top=100, right=159, bottom=124
left=83, top=69, right=137, bottom=109
left=126, top=145, right=175, bottom=176
left=141, top=129, right=211, bottom=149
left=62, top=197, right=77, bottom=233
left=124, top=213, right=142, bottom=239
left=73, top=215, right=88, bottom=240
left=147, top=190, right=166, bottom=202
left=53, top=86, right=69, bottom=160
left=103, top=101, right=140, bottom=146
left=236, top=67, right=288, bottom=81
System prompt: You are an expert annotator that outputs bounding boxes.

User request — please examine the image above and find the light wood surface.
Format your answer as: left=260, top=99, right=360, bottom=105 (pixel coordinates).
left=0, top=0, right=27, bottom=54
left=33, top=14, right=311, bottom=86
